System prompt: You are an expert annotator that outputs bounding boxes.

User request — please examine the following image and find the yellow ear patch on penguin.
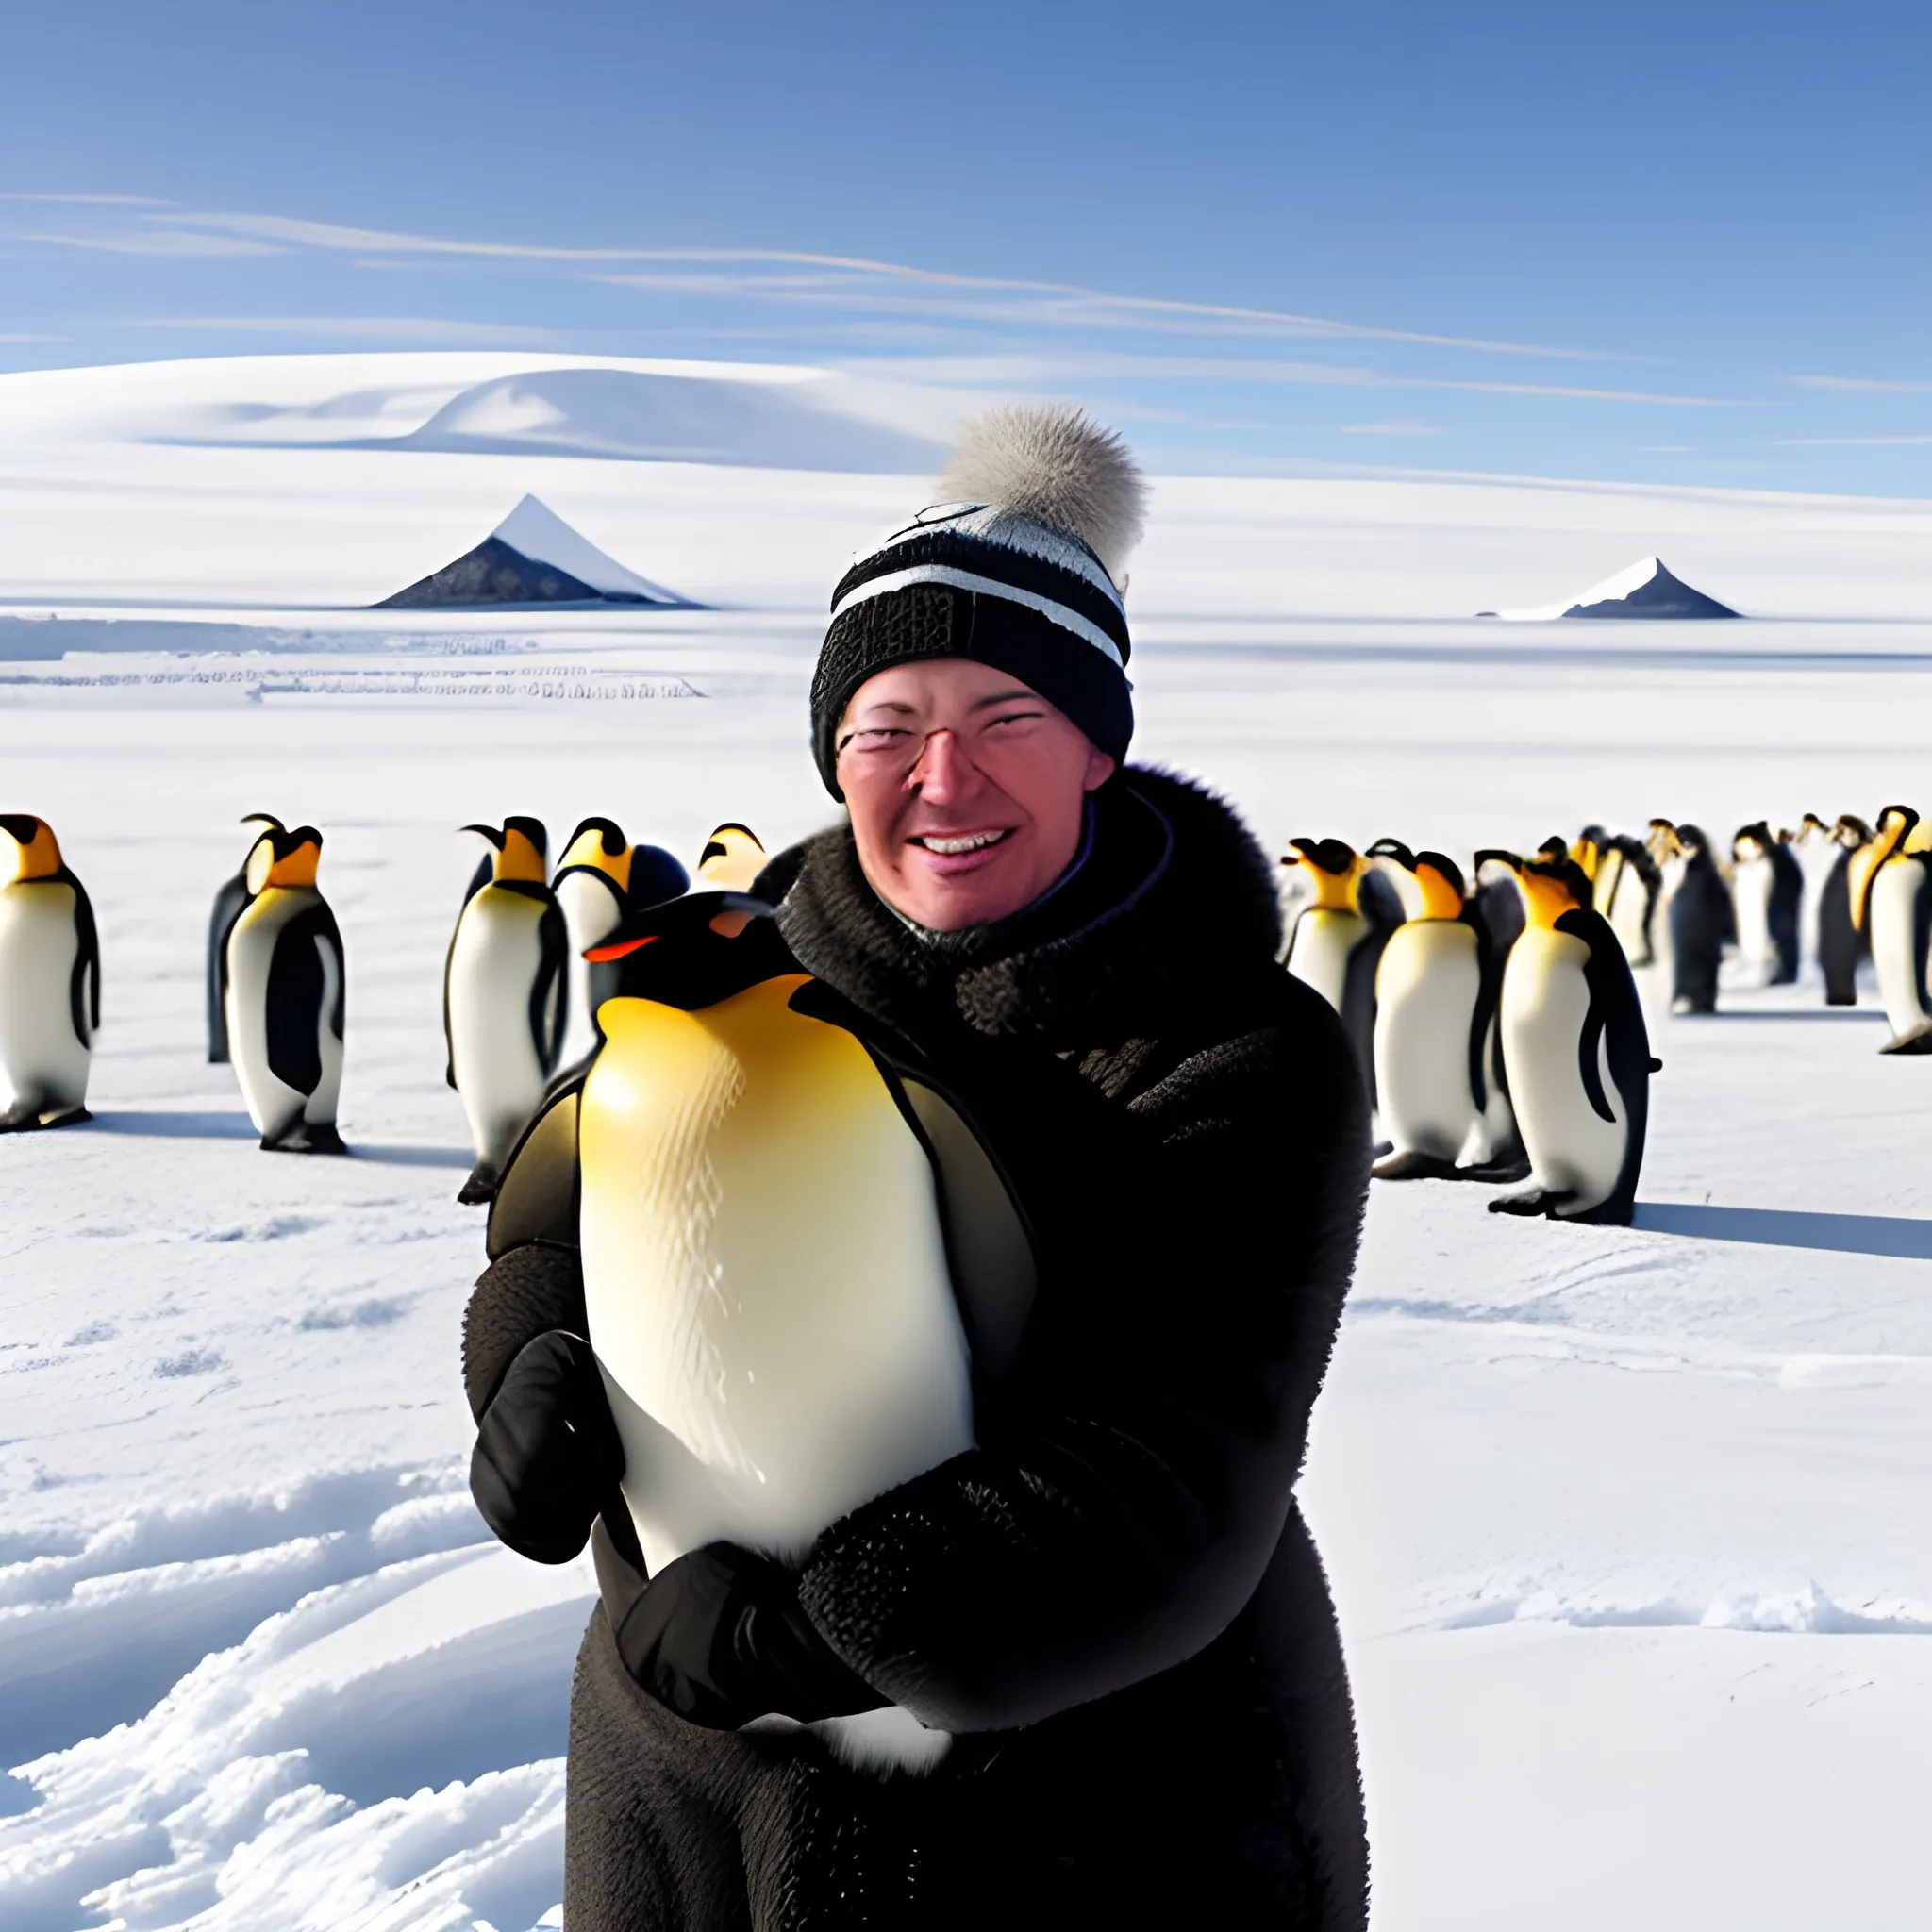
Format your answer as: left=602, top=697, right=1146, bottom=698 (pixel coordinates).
left=0, top=816, right=61, bottom=882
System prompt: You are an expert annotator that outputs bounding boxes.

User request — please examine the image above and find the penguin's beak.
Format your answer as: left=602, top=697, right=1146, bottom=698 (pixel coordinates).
left=462, top=824, right=507, bottom=848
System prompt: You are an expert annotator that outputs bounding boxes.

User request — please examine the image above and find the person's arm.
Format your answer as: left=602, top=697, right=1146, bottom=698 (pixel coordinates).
left=797, top=988, right=1369, bottom=1734
left=463, top=1241, right=622, bottom=1564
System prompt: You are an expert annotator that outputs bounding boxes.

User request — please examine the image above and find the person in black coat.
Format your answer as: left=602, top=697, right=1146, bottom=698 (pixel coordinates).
left=461, top=408, right=1372, bottom=1930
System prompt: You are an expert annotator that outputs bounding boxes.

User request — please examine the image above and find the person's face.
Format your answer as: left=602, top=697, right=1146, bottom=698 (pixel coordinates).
left=835, top=658, right=1117, bottom=931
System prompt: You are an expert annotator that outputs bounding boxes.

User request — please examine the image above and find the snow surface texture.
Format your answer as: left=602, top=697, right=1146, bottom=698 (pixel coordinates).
left=4, top=356, right=1932, bottom=1930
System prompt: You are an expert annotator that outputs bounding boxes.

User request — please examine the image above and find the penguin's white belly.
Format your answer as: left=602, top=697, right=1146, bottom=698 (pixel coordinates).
left=1869, top=860, right=1930, bottom=1038
left=580, top=979, right=974, bottom=1574
left=1374, top=922, right=1479, bottom=1159
left=1797, top=849, right=1834, bottom=966
left=0, top=885, right=88, bottom=1105
left=226, top=889, right=324, bottom=1137
left=1502, top=930, right=1626, bottom=1210
left=1606, top=867, right=1652, bottom=967
left=449, top=892, right=548, bottom=1164
left=556, top=871, right=623, bottom=1066
left=1287, top=908, right=1366, bottom=1016
left=1729, top=861, right=1774, bottom=986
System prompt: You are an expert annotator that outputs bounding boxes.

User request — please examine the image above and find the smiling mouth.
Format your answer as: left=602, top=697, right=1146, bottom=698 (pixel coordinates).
left=913, top=830, right=1011, bottom=856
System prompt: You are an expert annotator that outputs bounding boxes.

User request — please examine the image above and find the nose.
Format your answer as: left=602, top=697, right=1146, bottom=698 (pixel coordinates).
left=908, top=727, right=973, bottom=803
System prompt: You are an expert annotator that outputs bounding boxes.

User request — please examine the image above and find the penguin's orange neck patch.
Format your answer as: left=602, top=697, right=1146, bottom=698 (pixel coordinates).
left=1303, top=866, right=1359, bottom=912
left=4, top=823, right=60, bottom=882
left=1518, top=870, right=1579, bottom=929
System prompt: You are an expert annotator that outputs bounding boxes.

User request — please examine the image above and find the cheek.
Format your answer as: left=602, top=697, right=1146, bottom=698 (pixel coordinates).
left=843, top=790, right=908, bottom=870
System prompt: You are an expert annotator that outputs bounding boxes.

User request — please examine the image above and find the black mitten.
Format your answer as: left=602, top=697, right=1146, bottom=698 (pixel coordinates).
left=470, top=1329, right=624, bottom=1564
left=614, top=1541, right=888, bottom=1730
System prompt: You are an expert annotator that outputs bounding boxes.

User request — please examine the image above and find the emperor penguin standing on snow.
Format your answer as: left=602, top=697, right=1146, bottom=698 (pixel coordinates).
left=1480, top=847, right=1657, bottom=1224
left=0, top=814, right=100, bottom=1132
left=550, top=818, right=689, bottom=1068
left=225, top=824, right=346, bottom=1153
left=1281, top=836, right=1393, bottom=1096
left=1817, top=813, right=1872, bottom=1006
left=1850, top=804, right=1932, bottom=1053
left=207, top=813, right=284, bottom=1063
left=1363, top=841, right=1517, bottom=1180
left=446, top=816, right=568, bottom=1203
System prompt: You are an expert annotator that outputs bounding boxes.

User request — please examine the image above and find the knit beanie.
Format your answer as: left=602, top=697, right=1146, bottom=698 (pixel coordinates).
left=809, top=405, right=1148, bottom=796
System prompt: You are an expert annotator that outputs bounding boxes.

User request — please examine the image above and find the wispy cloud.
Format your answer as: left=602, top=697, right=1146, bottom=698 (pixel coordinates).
left=0, top=192, right=173, bottom=207
left=147, top=211, right=1612, bottom=361
left=836, top=348, right=1736, bottom=407
left=127, top=315, right=562, bottom=344
left=3, top=228, right=282, bottom=257
left=1775, top=434, right=1932, bottom=446
left=1341, top=421, right=1443, bottom=436
left=1786, top=374, right=1932, bottom=392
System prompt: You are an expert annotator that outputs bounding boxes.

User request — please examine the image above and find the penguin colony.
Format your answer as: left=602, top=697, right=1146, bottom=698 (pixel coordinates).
left=1279, top=807, right=1932, bottom=1226
left=1, top=804, right=1924, bottom=1192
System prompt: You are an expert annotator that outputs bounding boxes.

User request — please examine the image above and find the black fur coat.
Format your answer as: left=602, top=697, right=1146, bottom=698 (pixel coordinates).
left=462, top=766, right=1370, bottom=1930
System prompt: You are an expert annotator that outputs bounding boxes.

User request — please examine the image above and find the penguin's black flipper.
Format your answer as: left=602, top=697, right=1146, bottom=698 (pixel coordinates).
left=263, top=904, right=331, bottom=1099
left=533, top=896, right=570, bottom=1075
left=1559, top=906, right=1652, bottom=1225
left=68, top=873, right=101, bottom=1048
left=486, top=1071, right=586, bottom=1257
left=208, top=869, right=248, bottom=1063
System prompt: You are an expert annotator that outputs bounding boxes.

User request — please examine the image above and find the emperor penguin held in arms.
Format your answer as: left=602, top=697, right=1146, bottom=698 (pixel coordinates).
left=0, top=814, right=100, bottom=1132
left=1849, top=804, right=1932, bottom=1053
left=225, top=824, right=346, bottom=1153
left=486, top=889, right=1035, bottom=1775
left=549, top=817, right=689, bottom=1068
left=1363, top=841, right=1518, bottom=1180
left=206, top=813, right=284, bottom=1064
left=1479, top=847, right=1658, bottom=1224
left=446, top=816, right=568, bottom=1203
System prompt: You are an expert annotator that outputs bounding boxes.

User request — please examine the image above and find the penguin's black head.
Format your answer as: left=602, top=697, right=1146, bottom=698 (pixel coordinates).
left=1283, top=836, right=1357, bottom=876
left=625, top=842, right=691, bottom=912
left=586, top=890, right=794, bottom=1008
left=1368, top=840, right=1465, bottom=918
left=1834, top=813, right=1873, bottom=849
left=696, top=823, right=768, bottom=891
left=1675, top=824, right=1712, bottom=861
left=249, top=825, right=323, bottom=891
left=0, top=815, right=61, bottom=880
left=1475, top=848, right=1591, bottom=926
left=464, top=817, right=547, bottom=883
left=1733, top=820, right=1772, bottom=861
left=560, top=817, right=626, bottom=864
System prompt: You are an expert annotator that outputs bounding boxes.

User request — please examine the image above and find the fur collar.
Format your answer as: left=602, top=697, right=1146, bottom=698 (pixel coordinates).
left=768, top=767, right=1283, bottom=1049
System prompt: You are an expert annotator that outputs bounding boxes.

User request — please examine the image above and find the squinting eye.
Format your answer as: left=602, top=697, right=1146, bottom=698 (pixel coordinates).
left=841, top=728, right=913, bottom=754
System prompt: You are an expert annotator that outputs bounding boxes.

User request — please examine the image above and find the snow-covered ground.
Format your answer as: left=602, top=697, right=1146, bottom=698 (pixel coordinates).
left=4, top=355, right=1932, bottom=1930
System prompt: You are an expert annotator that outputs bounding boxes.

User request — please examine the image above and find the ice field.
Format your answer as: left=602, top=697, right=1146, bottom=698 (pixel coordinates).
left=4, top=355, right=1932, bottom=1929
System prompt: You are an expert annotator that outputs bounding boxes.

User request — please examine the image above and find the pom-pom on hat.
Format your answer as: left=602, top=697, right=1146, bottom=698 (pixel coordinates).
left=809, top=405, right=1148, bottom=796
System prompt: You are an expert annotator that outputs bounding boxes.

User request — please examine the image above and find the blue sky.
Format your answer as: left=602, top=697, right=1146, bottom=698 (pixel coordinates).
left=4, top=0, right=1928, bottom=492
